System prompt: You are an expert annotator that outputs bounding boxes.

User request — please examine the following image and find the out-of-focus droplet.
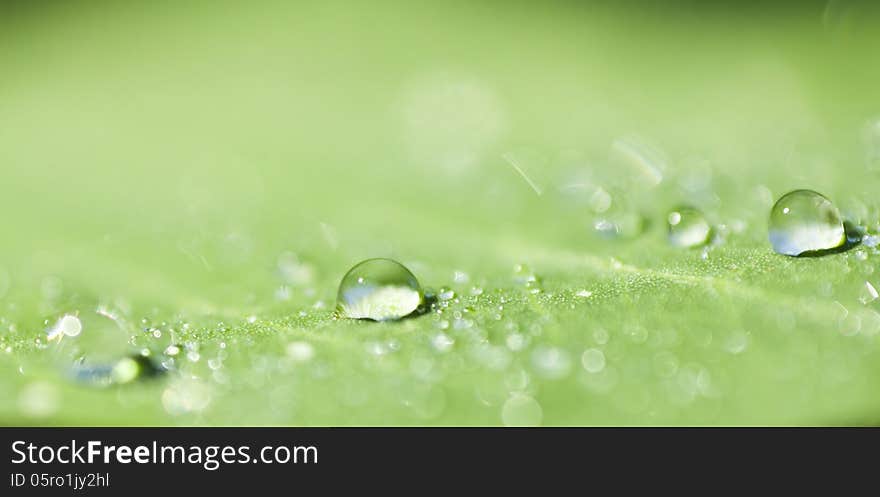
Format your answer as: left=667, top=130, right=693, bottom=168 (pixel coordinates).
left=501, top=394, right=542, bottom=426
left=581, top=348, right=606, bottom=373
left=859, top=281, right=879, bottom=305
left=667, top=206, right=711, bottom=248
left=47, top=314, right=82, bottom=341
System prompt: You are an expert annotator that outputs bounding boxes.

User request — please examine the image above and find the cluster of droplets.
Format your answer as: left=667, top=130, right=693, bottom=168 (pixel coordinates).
left=12, top=176, right=880, bottom=425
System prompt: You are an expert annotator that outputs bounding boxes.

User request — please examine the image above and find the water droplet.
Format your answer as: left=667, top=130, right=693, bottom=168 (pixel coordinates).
left=653, top=351, right=679, bottom=378
left=512, top=264, right=538, bottom=287
left=723, top=330, right=750, bottom=355
left=581, top=348, right=606, bottom=373
left=47, top=314, right=82, bottom=341
left=438, top=288, right=455, bottom=301
left=431, top=333, right=454, bottom=352
left=589, top=186, right=612, bottom=213
left=859, top=281, right=879, bottom=305
left=575, top=289, right=593, bottom=298
left=530, top=346, right=572, bottom=380
left=768, top=190, right=845, bottom=256
left=336, top=258, right=423, bottom=321
left=111, top=357, right=145, bottom=384
left=73, top=355, right=163, bottom=386
left=286, top=341, right=315, bottom=362
left=162, top=379, right=211, bottom=415
left=667, top=206, right=711, bottom=248
left=501, top=394, right=542, bottom=426
left=862, top=234, right=880, bottom=248
left=276, top=252, right=315, bottom=286
left=505, top=333, right=527, bottom=351
left=593, top=213, right=646, bottom=239
left=834, top=302, right=861, bottom=336
left=18, top=382, right=59, bottom=418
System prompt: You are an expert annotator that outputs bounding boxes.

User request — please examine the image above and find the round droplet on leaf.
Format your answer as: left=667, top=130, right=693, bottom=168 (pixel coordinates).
left=336, top=258, right=423, bottom=321
left=667, top=206, right=711, bottom=248
left=768, top=189, right=845, bottom=256
left=73, top=354, right=163, bottom=387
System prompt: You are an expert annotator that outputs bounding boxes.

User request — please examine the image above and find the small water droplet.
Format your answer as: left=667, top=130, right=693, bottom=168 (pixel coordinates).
left=654, top=351, right=679, bottom=378
left=162, top=379, right=211, bottom=415
left=438, top=288, right=455, bottom=301
left=505, top=333, right=527, bottom=351
left=581, top=348, right=606, bottom=373
left=859, top=281, right=879, bottom=305
left=512, top=264, right=538, bottom=286
left=862, top=234, right=880, bottom=248
left=593, top=213, right=646, bottom=239
left=589, top=186, right=612, bottom=213
left=667, top=206, right=711, bottom=248
left=768, top=190, right=845, bottom=256
left=531, top=346, right=572, bottom=380
left=431, top=333, right=454, bottom=352
left=47, top=314, right=82, bottom=342
left=336, top=258, right=423, bottom=321
left=723, top=330, right=750, bottom=355
left=834, top=302, right=861, bottom=336
left=18, top=382, right=59, bottom=418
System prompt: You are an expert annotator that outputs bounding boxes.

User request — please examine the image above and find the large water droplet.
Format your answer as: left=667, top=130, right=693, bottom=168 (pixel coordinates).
left=768, top=189, right=845, bottom=256
left=336, top=258, right=423, bottom=321
left=667, top=206, right=711, bottom=248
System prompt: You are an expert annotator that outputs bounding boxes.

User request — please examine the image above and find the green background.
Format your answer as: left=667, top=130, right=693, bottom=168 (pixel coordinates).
left=2, top=0, right=880, bottom=425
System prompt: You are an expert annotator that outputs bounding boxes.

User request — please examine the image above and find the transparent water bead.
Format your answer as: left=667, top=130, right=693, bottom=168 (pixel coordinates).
left=667, top=206, right=711, bottom=248
left=47, top=314, right=82, bottom=341
left=72, top=355, right=163, bottom=387
left=336, top=258, right=424, bottom=321
left=768, top=189, right=845, bottom=256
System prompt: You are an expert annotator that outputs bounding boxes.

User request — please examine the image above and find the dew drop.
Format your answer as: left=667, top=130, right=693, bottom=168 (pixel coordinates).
left=667, top=206, right=711, bottom=248
left=768, top=190, right=845, bottom=256
left=47, top=314, right=82, bottom=341
left=336, top=258, right=424, bottom=321
left=530, top=346, right=572, bottom=380
left=581, top=348, right=606, bottom=373
left=859, top=281, right=879, bottom=305
left=286, top=341, right=315, bottom=362
left=501, top=394, right=542, bottom=427
left=18, top=382, right=59, bottom=418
